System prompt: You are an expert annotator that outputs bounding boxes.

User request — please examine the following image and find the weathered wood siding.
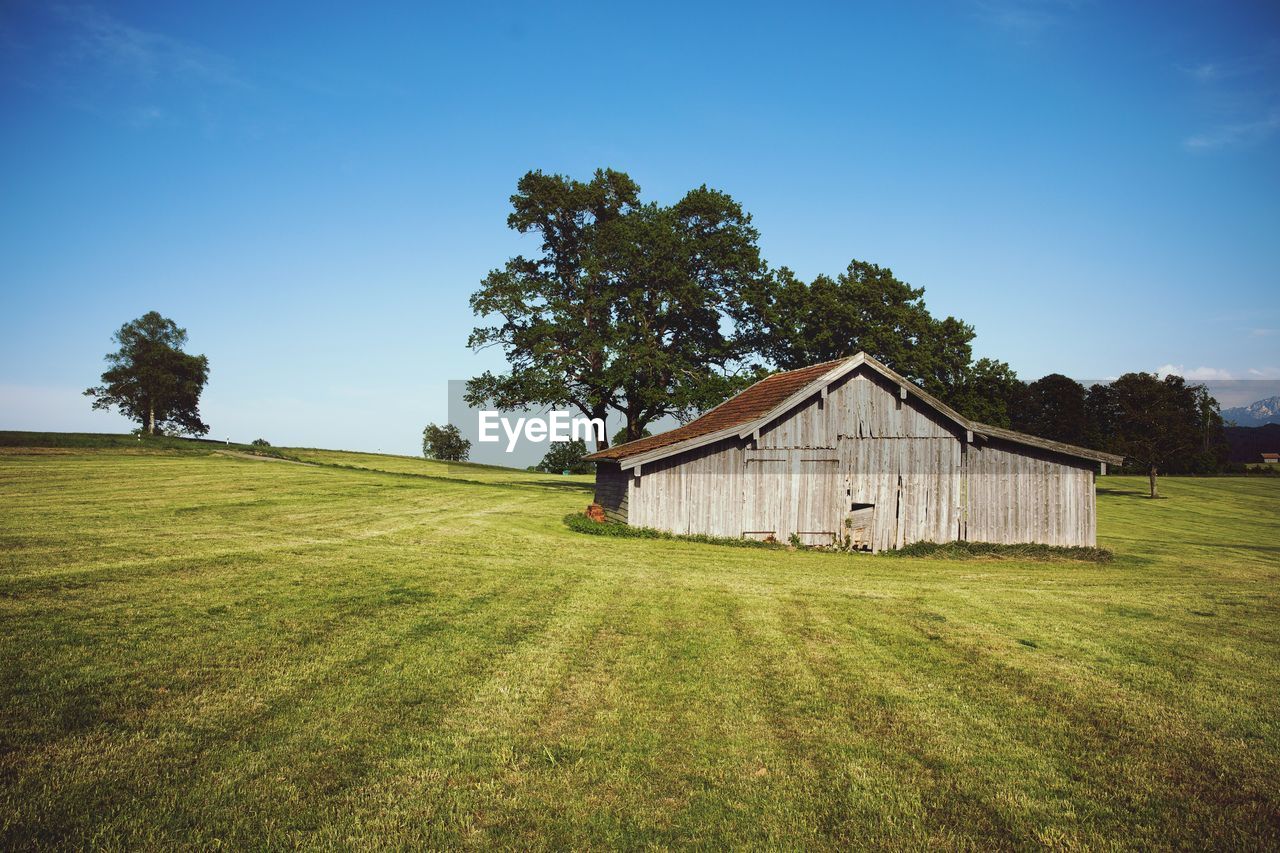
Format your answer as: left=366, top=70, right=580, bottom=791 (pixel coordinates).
left=742, top=448, right=841, bottom=545
left=840, top=434, right=964, bottom=550
left=627, top=441, right=747, bottom=537
left=609, top=364, right=1100, bottom=549
left=964, top=439, right=1096, bottom=546
left=756, top=372, right=955, bottom=448
left=592, top=461, right=629, bottom=523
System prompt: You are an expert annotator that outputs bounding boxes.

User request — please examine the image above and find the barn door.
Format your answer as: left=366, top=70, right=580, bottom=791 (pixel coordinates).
left=790, top=452, right=840, bottom=546
left=742, top=448, right=839, bottom=545
left=742, top=448, right=786, bottom=541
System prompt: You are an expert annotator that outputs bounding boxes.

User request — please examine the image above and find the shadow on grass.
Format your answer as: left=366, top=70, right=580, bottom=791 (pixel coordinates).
left=1182, top=542, right=1280, bottom=555
left=1096, top=487, right=1163, bottom=500
left=301, top=460, right=594, bottom=495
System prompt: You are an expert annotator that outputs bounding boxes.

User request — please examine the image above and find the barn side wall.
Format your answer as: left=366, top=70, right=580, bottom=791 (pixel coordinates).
left=592, top=461, right=630, bottom=524
left=965, top=439, right=1096, bottom=547
left=626, top=439, right=747, bottom=537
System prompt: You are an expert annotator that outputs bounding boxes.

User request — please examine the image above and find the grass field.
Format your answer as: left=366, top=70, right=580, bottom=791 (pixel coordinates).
left=1, top=436, right=1278, bottom=848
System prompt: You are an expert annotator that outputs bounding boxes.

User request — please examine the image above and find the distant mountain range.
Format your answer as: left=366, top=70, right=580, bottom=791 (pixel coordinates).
left=1221, top=396, right=1280, bottom=427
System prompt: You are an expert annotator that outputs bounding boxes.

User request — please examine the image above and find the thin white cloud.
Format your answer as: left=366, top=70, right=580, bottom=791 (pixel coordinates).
left=1184, top=62, right=1220, bottom=82
left=1181, top=42, right=1280, bottom=152
left=1184, top=113, right=1280, bottom=151
left=1155, top=364, right=1234, bottom=380
left=1181, top=43, right=1280, bottom=83
left=971, top=0, right=1084, bottom=42
left=1247, top=367, right=1280, bottom=379
left=51, top=3, right=245, bottom=88
left=1251, top=328, right=1276, bottom=337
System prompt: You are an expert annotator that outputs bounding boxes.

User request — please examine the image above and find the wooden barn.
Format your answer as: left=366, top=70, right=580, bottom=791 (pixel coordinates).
left=585, top=353, right=1123, bottom=551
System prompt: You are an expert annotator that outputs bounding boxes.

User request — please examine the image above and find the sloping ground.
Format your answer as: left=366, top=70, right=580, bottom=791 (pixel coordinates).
left=0, top=442, right=1277, bottom=848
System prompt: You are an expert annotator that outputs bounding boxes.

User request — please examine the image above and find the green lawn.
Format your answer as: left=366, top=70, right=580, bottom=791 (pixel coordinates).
left=1, top=439, right=1277, bottom=848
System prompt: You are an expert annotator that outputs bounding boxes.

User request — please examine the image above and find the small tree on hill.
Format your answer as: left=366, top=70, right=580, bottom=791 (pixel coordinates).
left=537, top=439, right=594, bottom=474
left=84, top=311, right=210, bottom=436
left=423, top=423, right=470, bottom=461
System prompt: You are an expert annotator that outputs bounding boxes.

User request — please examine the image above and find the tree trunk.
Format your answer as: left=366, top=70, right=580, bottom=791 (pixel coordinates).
left=1149, top=464, right=1158, bottom=499
left=591, top=404, right=609, bottom=452
left=147, top=403, right=156, bottom=436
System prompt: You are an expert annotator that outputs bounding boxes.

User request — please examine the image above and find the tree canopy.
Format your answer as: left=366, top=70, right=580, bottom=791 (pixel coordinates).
left=84, top=311, right=210, bottom=436
left=1015, top=373, right=1088, bottom=445
left=744, top=261, right=975, bottom=402
left=1086, top=373, right=1227, bottom=497
left=422, top=423, right=471, bottom=462
left=466, top=169, right=769, bottom=448
left=536, top=439, right=594, bottom=474
left=945, top=358, right=1025, bottom=428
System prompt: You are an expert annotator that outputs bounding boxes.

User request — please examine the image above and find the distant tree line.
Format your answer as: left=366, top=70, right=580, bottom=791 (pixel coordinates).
left=972, top=371, right=1227, bottom=496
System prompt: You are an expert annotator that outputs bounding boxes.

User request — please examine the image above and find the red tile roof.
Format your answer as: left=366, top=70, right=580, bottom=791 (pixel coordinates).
left=585, top=359, right=848, bottom=461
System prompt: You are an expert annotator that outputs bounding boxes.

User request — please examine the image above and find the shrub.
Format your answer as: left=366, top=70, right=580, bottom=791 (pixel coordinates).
left=883, top=540, right=1112, bottom=562
left=565, top=513, right=1112, bottom=562
left=251, top=438, right=271, bottom=447
left=562, top=513, right=783, bottom=550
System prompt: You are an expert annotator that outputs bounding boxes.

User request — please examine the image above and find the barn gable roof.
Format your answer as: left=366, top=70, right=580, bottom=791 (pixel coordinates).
left=584, top=358, right=847, bottom=462
left=585, top=352, right=1124, bottom=468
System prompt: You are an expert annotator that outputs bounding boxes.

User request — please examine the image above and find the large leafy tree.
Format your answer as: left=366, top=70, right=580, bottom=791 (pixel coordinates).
left=466, top=169, right=768, bottom=448
left=745, top=261, right=975, bottom=401
left=1014, top=373, right=1087, bottom=445
left=1086, top=373, right=1226, bottom=497
left=605, top=189, right=769, bottom=440
left=84, top=311, right=210, bottom=436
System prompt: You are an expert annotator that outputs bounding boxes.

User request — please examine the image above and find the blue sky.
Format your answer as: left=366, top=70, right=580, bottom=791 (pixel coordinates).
left=2, top=0, right=1278, bottom=455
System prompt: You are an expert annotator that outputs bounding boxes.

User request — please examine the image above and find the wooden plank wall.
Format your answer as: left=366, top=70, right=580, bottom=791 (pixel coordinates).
left=840, top=435, right=964, bottom=551
left=615, top=366, right=1099, bottom=549
left=756, top=373, right=956, bottom=448
left=965, top=440, right=1096, bottom=546
left=592, top=462, right=630, bottom=523
left=627, top=441, right=747, bottom=537
left=742, top=450, right=841, bottom=545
